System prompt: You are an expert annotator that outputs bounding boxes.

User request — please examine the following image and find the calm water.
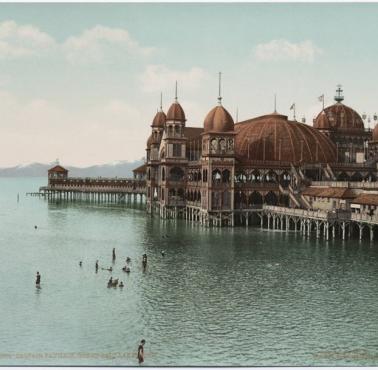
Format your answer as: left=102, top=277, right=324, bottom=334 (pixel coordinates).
left=1, top=177, right=378, bottom=366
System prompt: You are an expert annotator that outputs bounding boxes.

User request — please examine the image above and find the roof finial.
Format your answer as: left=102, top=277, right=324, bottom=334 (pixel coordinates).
left=335, top=84, right=344, bottom=103
left=236, top=107, right=239, bottom=123
left=160, top=92, right=163, bottom=111
left=218, top=72, right=222, bottom=105
left=175, top=81, right=178, bottom=102
left=274, top=93, right=277, bottom=113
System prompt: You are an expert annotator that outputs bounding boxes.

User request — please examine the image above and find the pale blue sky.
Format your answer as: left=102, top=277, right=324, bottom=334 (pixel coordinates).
left=1, top=3, right=378, bottom=166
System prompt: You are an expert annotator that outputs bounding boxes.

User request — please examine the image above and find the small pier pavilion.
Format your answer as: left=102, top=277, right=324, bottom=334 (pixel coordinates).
left=39, top=165, right=146, bottom=204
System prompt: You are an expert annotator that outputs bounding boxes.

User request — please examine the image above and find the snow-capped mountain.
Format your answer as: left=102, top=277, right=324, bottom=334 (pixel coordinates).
left=0, top=160, right=144, bottom=178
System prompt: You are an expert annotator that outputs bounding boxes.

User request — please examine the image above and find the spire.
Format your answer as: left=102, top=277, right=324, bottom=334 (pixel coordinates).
left=235, top=107, right=239, bottom=123
left=217, top=72, right=222, bottom=105
left=274, top=93, right=277, bottom=113
left=334, top=84, right=344, bottom=103
left=174, top=81, right=178, bottom=102
left=160, top=92, right=163, bottom=111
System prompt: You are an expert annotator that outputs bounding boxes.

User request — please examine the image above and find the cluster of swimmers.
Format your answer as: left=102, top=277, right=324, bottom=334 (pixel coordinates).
left=36, top=248, right=166, bottom=291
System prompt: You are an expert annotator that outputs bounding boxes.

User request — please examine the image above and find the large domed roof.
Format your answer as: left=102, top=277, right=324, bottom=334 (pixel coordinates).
left=166, top=101, right=186, bottom=122
left=314, top=103, right=364, bottom=132
left=204, top=105, right=234, bottom=133
left=235, top=113, right=337, bottom=164
left=152, top=110, right=166, bottom=128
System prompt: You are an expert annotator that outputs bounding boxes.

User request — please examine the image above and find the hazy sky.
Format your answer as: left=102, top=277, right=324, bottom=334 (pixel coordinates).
left=1, top=3, right=378, bottom=167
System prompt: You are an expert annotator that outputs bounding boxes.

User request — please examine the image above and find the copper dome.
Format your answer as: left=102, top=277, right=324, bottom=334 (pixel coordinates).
left=146, top=134, right=153, bottom=149
left=204, top=105, right=234, bottom=133
left=146, top=133, right=160, bottom=149
left=235, top=113, right=337, bottom=164
left=166, top=102, right=186, bottom=122
left=314, top=103, right=364, bottom=132
left=152, top=110, right=166, bottom=128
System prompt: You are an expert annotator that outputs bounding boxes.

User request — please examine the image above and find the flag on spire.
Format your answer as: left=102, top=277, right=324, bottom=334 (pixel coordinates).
left=318, top=94, right=325, bottom=110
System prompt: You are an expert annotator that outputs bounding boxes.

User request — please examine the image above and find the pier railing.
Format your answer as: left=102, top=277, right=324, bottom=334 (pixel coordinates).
left=310, top=181, right=378, bottom=189
left=41, top=177, right=146, bottom=194
left=262, top=205, right=339, bottom=221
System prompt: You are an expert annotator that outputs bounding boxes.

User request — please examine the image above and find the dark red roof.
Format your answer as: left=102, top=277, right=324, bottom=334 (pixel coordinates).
left=48, top=165, right=68, bottom=173
left=302, top=187, right=355, bottom=199
left=204, top=105, right=234, bottom=133
left=313, top=103, right=364, bottom=132
left=234, top=113, right=337, bottom=164
left=352, top=193, right=378, bottom=206
left=166, top=102, right=186, bottom=122
left=133, top=164, right=146, bottom=173
left=152, top=110, right=166, bottom=128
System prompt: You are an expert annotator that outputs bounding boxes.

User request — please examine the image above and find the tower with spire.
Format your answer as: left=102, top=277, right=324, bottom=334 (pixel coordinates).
left=146, top=93, right=166, bottom=213
left=157, top=82, right=188, bottom=219
left=200, top=72, right=237, bottom=225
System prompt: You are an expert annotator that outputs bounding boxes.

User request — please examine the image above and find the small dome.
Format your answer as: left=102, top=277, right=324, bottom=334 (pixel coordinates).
left=166, top=102, right=186, bottom=122
left=204, top=105, right=234, bottom=133
left=235, top=113, right=336, bottom=164
left=314, top=110, right=331, bottom=130
left=146, top=133, right=160, bottom=149
left=152, top=110, right=166, bottom=128
left=314, top=103, right=364, bottom=131
left=146, top=134, right=152, bottom=149
left=373, top=123, right=378, bottom=141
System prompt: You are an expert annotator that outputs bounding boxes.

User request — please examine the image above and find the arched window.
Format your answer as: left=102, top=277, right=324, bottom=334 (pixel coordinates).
left=177, top=188, right=185, bottom=200
left=249, top=191, right=263, bottom=206
left=235, top=171, right=247, bottom=183
left=222, top=169, right=230, bottom=183
left=203, top=169, right=208, bottom=182
left=212, top=169, right=222, bottom=184
left=222, top=191, right=230, bottom=209
left=162, top=167, right=165, bottom=181
left=265, top=191, right=278, bottom=205
left=169, top=167, right=184, bottom=181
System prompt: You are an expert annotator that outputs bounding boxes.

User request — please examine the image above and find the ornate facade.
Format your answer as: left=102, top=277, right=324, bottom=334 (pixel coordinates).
left=145, top=85, right=378, bottom=226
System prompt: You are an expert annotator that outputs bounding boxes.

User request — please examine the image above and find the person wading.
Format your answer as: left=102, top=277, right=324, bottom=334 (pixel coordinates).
left=137, top=339, right=146, bottom=364
left=35, top=272, right=41, bottom=286
left=112, top=248, right=116, bottom=261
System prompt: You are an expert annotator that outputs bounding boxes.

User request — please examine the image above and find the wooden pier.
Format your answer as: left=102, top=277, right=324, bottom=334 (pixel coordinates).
left=38, top=177, right=146, bottom=204
left=259, top=205, right=378, bottom=241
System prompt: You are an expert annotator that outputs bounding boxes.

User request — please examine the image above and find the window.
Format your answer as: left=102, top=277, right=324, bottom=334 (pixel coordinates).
left=173, top=144, right=181, bottom=157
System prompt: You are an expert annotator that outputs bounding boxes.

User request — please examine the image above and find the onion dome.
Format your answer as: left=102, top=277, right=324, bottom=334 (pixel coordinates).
left=235, top=113, right=337, bottom=164
left=152, top=110, right=166, bottom=128
left=314, top=110, right=331, bottom=130
left=373, top=123, right=378, bottom=141
left=204, top=105, right=234, bottom=133
left=166, top=101, right=186, bottom=122
left=313, top=86, right=364, bottom=132
left=146, top=134, right=153, bottom=149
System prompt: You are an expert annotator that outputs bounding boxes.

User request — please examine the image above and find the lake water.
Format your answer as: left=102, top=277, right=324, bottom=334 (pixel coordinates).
left=1, top=177, right=378, bottom=366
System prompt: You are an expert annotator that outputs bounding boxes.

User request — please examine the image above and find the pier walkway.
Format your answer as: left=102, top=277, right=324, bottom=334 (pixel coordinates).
left=38, top=177, right=146, bottom=203
left=260, top=205, right=378, bottom=241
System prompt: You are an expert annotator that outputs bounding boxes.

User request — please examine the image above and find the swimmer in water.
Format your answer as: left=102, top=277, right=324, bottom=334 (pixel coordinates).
left=137, top=339, right=146, bottom=364
left=119, top=281, right=124, bottom=288
left=79, top=261, right=82, bottom=267
left=36, top=271, right=41, bottom=285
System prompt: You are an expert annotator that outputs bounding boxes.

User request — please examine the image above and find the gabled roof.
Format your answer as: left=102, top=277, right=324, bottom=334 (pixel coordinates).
left=302, top=187, right=355, bottom=199
left=48, top=165, right=68, bottom=173
left=184, top=127, right=203, bottom=141
left=352, top=193, right=378, bottom=206
left=133, top=164, right=147, bottom=173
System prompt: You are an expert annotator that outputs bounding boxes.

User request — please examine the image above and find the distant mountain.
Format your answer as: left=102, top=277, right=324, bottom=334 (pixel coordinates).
left=0, top=160, right=144, bottom=178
